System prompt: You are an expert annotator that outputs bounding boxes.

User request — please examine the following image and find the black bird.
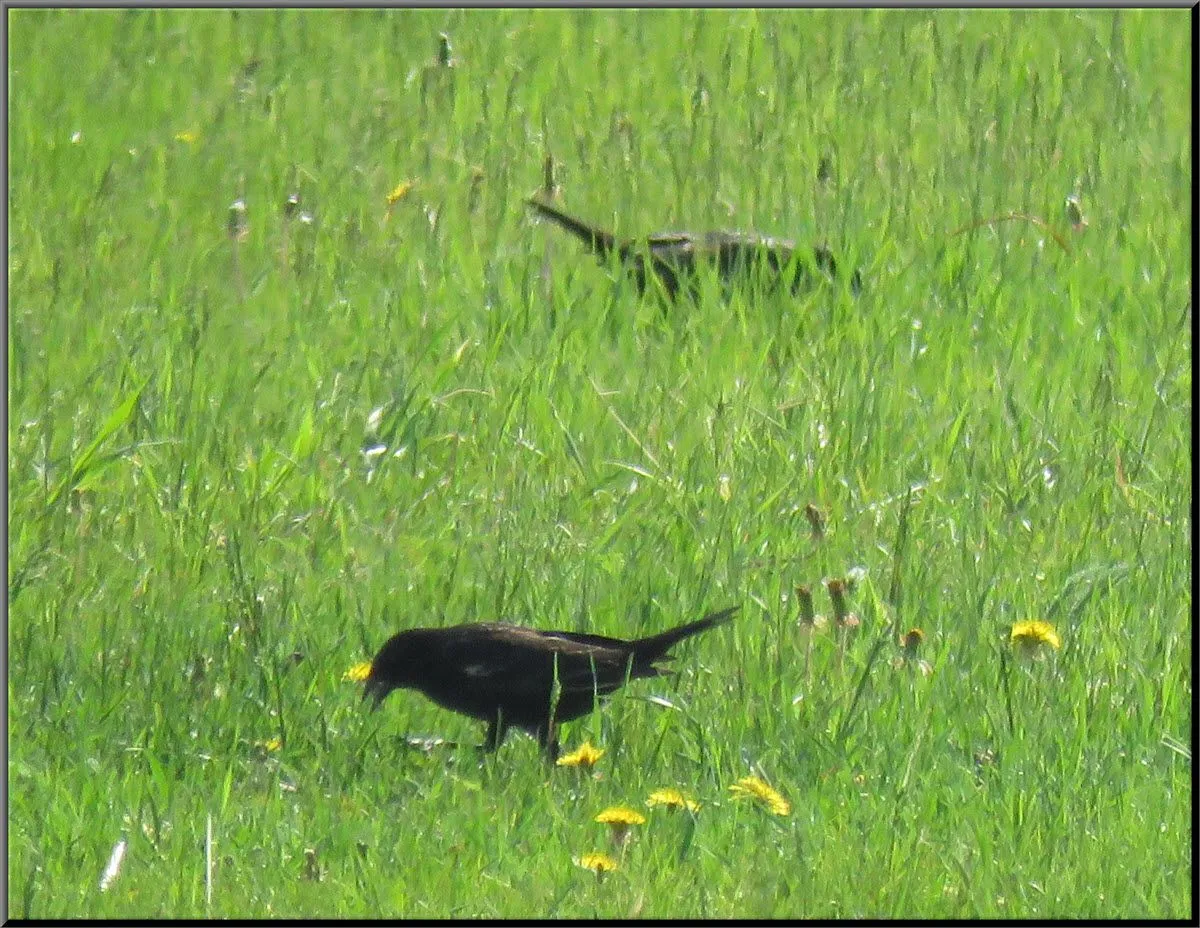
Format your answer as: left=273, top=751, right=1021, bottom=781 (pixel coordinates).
left=363, top=605, right=738, bottom=757
left=527, top=197, right=859, bottom=300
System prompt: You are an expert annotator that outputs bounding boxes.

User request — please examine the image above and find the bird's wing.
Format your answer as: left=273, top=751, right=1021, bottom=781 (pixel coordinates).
left=437, top=624, right=549, bottom=680
left=541, top=632, right=663, bottom=696
left=432, top=624, right=629, bottom=697
left=535, top=631, right=643, bottom=690
left=644, top=231, right=696, bottom=249
left=700, top=231, right=797, bottom=250
left=538, top=629, right=629, bottom=650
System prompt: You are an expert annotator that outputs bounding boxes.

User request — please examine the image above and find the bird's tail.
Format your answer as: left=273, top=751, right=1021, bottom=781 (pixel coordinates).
left=526, top=198, right=619, bottom=258
left=633, top=605, right=739, bottom=663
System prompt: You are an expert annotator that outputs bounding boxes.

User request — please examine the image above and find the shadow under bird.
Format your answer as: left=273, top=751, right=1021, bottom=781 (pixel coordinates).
left=527, top=197, right=861, bottom=300
left=362, top=605, right=738, bottom=757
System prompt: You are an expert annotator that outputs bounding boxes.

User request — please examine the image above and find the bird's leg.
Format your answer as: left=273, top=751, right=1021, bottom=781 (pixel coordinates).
left=812, top=245, right=838, bottom=281
left=482, top=716, right=509, bottom=753
left=538, top=723, right=561, bottom=762
left=649, top=257, right=682, bottom=302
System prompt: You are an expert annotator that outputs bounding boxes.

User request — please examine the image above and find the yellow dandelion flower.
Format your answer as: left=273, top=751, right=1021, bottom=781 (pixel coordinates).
left=255, top=737, right=282, bottom=752
left=1010, top=619, right=1062, bottom=656
left=576, top=851, right=618, bottom=877
left=386, top=180, right=416, bottom=207
left=556, top=741, right=605, bottom=768
left=646, top=788, right=701, bottom=813
left=729, top=775, right=791, bottom=816
left=595, top=805, right=645, bottom=847
left=344, top=661, right=372, bottom=683
left=174, top=130, right=200, bottom=144
left=595, top=806, right=646, bottom=827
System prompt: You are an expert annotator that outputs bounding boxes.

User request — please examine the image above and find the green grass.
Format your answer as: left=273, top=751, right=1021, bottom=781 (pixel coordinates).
left=7, top=7, right=1191, bottom=919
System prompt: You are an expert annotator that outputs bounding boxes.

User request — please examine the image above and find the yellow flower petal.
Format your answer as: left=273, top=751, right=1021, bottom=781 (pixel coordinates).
left=576, top=852, right=618, bottom=874
left=344, top=661, right=372, bottom=683
left=1010, top=620, right=1062, bottom=650
left=729, top=775, right=791, bottom=816
left=646, top=788, right=701, bottom=813
left=595, top=806, right=646, bottom=827
left=556, top=741, right=605, bottom=768
left=386, top=180, right=416, bottom=206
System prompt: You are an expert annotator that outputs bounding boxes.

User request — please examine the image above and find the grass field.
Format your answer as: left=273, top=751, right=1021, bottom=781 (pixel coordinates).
left=6, top=8, right=1192, bottom=919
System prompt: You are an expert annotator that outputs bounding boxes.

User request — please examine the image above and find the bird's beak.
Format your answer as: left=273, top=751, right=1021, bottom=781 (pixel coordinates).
left=362, top=676, right=393, bottom=711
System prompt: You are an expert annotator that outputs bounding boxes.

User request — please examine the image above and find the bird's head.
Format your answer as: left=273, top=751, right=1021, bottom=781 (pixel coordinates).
left=361, top=630, right=425, bottom=710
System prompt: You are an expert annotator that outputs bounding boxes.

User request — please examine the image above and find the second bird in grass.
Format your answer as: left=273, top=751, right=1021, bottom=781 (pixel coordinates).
left=363, top=605, right=738, bottom=758
left=527, top=197, right=861, bottom=300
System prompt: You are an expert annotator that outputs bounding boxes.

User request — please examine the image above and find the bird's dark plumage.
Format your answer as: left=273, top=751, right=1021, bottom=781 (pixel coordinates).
left=363, top=606, right=738, bottom=756
left=527, top=197, right=860, bottom=299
